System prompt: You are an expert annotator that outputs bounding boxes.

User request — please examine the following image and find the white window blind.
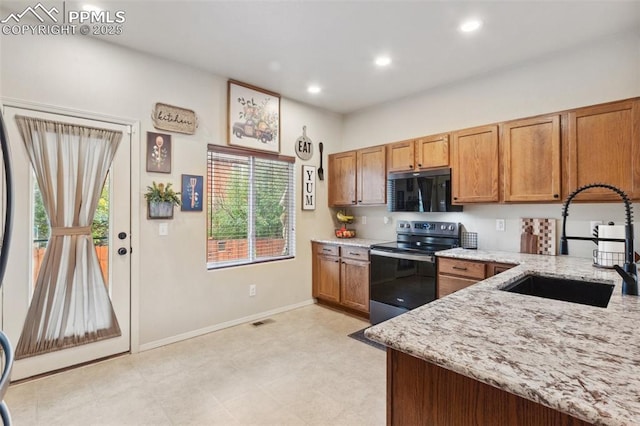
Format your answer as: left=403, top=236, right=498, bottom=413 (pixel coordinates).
left=207, top=145, right=295, bottom=268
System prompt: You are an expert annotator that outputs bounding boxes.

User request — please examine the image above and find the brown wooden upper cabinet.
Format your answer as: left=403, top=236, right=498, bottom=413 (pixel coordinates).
left=328, top=151, right=356, bottom=206
left=564, top=98, right=640, bottom=201
left=501, top=115, right=561, bottom=202
left=387, top=140, right=414, bottom=173
left=357, top=146, right=387, bottom=205
left=329, top=145, right=386, bottom=207
left=387, top=134, right=450, bottom=173
left=451, top=125, right=499, bottom=203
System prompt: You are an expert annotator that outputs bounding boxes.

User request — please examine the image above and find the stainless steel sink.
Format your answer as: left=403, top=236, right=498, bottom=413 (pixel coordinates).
left=501, top=274, right=614, bottom=308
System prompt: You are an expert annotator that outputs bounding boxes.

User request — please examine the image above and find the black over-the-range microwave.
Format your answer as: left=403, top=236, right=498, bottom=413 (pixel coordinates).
left=387, top=168, right=462, bottom=213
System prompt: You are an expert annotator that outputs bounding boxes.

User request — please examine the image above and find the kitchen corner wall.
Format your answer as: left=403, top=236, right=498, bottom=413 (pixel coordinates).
left=340, top=30, right=640, bottom=259
left=0, top=34, right=342, bottom=348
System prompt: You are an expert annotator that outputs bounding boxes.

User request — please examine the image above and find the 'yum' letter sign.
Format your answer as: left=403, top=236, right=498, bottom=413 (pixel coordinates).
left=302, top=165, right=316, bottom=211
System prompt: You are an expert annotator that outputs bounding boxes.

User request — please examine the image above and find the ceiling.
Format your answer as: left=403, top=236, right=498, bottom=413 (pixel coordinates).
left=10, top=1, right=640, bottom=114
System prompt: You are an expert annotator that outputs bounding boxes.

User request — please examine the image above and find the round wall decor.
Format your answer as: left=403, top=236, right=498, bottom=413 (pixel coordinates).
left=295, top=126, right=313, bottom=160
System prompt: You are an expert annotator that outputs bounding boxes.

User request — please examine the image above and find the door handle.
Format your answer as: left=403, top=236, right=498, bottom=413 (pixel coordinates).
left=117, top=247, right=128, bottom=256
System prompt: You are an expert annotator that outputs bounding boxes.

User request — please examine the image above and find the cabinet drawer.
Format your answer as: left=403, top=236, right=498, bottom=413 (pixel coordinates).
left=438, top=258, right=486, bottom=279
left=438, top=275, right=479, bottom=298
left=341, top=246, right=369, bottom=261
left=315, top=243, right=339, bottom=256
left=488, top=262, right=516, bottom=277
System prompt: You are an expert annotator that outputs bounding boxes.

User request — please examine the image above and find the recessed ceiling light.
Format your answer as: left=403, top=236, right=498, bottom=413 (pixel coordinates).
left=268, top=61, right=281, bottom=72
left=82, top=4, right=103, bottom=12
left=375, top=56, right=392, bottom=67
left=307, top=85, right=321, bottom=94
left=459, top=19, right=482, bottom=33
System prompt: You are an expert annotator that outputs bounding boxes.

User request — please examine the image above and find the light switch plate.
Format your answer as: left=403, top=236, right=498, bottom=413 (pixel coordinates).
left=496, top=219, right=506, bottom=232
left=159, top=222, right=168, bottom=236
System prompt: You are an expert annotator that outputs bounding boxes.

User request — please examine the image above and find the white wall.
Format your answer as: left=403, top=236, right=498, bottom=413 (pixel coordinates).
left=341, top=31, right=640, bottom=259
left=1, top=34, right=342, bottom=347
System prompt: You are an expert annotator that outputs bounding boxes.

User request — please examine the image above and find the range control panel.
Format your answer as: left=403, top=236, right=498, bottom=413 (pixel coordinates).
left=397, top=220, right=460, bottom=237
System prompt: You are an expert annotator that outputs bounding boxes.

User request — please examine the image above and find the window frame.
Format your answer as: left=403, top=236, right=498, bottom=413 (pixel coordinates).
left=207, top=144, right=296, bottom=270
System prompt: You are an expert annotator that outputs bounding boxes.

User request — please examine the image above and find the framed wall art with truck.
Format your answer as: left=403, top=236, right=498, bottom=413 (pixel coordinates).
left=227, top=80, right=280, bottom=154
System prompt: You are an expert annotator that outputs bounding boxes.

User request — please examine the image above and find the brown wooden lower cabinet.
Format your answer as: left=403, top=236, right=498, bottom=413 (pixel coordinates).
left=437, top=257, right=516, bottom=298
left=388, top=349, right=593, bottom=426
left=312, top=242, right=370, bottom=317
left=437, top=257, right=487, bottom=298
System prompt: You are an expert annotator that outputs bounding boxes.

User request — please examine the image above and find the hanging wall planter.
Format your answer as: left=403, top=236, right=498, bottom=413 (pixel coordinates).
left=144, top=182, right=181, bottom=220
left=148, top=201, right=174, bottom=219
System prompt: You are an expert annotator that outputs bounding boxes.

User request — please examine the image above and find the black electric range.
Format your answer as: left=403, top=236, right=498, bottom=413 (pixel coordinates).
left=369, top=221, right=461, bottom=324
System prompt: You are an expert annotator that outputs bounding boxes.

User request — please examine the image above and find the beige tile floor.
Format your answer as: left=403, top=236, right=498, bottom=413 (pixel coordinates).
left=5, top=305, right=386, bottom=425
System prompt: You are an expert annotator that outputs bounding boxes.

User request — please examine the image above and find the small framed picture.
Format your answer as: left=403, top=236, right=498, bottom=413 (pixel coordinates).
left=302, top=165, right=316, bottom=211
left=146, top=131, right=171, bottom=173
left=227, top=80, right=280, bottom=153
left=181, top=174, right=203, bottom=212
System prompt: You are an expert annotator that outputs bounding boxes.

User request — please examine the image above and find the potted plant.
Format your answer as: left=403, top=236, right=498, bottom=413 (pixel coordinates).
left=144, top=181, right=181, bottom=219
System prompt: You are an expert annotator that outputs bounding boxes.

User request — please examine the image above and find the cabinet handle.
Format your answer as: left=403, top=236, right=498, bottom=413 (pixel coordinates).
left=452, top=266, right=468, bottom=271
left=453, top=197, right=458, bottom=200
left=358, top=200, right=362, bottom=203
left=352, top=200, right=356, bottom=204
left=553, top=194, right=559, bottom=198
left=348, top=252, right=360, bottom=256
left=417, top=163, right=422, bottom=167
left=323, top=248, right=332, bottom=252
left=335, top=260, right=340, bottom=263
left=409, top=164, right=414, bottom=169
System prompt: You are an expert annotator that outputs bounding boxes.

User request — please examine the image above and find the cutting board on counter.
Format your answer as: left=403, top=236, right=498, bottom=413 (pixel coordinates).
left=520, top=218, right=556, bottom=255
left=520, top=226, right=538, bottom=254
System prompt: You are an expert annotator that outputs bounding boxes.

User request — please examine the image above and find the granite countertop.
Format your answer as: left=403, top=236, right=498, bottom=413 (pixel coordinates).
left=310, top=237, right=389, bottom=248
left=366, top=248, right=640, bottom=426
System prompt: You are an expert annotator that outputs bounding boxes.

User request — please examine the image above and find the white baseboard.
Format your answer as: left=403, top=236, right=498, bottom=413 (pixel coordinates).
left=137, top=299, right=316, bottom=352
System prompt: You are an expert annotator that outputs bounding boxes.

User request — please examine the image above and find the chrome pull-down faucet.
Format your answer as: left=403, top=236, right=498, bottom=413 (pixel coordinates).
left=560, top=183, right=638, bottom=296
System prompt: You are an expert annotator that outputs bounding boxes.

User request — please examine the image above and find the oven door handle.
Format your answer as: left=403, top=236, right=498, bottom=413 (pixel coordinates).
left=370, top=249, right=435, bottom=263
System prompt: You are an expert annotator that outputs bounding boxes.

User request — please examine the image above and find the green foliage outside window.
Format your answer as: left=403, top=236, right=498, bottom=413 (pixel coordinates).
left=33, top=177, right=111, bottom=246
left=255, top=161, right=287, bottom=239
left=208, top=161, right=286, bottom=240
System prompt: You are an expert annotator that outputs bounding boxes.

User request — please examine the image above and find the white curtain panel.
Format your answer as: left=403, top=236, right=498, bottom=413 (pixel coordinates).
left=14, top=116, right=122, bottom=359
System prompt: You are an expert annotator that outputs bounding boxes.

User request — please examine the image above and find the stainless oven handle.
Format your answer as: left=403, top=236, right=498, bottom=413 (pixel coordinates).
left=370, top=249, right=435, bottom=263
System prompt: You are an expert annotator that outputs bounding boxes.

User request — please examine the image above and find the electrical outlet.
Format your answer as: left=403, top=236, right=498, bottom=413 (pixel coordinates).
left=496, top=219, right=506, bottom=232
left=361, top=216, right=367, bottom=225
left=159, top=223, right=168, bottom=236
left=249, top=284, right=256, bottom=297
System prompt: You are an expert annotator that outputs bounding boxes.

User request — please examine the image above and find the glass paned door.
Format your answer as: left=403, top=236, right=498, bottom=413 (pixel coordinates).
left=1, top=106, right=131, bottom=380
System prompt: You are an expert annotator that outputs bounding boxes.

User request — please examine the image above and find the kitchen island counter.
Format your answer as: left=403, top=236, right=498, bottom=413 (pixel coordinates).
left=366, top=248, right=640, bottom=425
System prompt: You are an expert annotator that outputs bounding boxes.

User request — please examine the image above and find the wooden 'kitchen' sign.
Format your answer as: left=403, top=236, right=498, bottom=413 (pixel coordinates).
left=152, top=102, right=198, bottom=134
